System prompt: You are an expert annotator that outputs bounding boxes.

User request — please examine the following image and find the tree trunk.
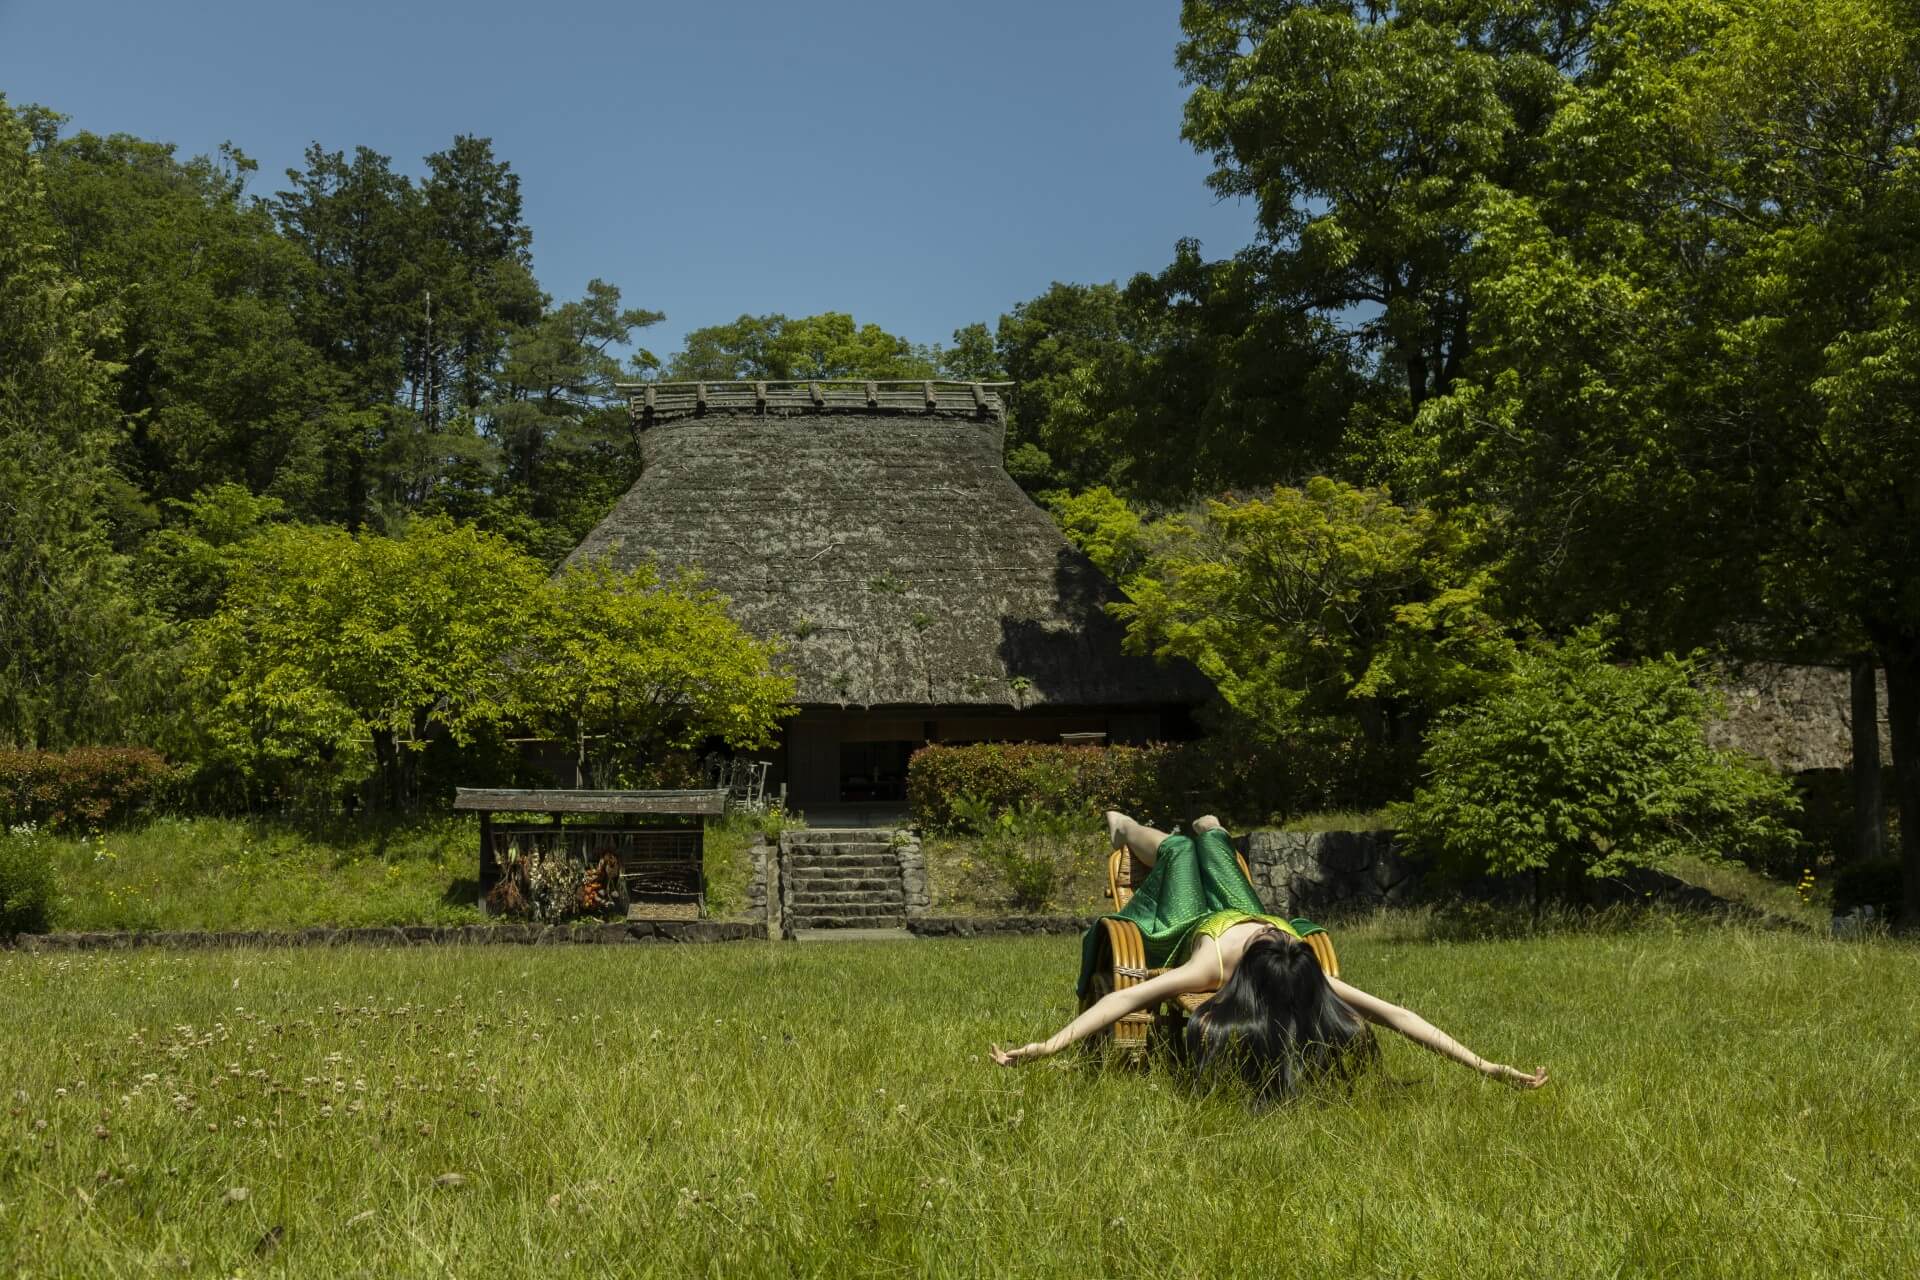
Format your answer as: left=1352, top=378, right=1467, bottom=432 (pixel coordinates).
left=1850, top=655, right=1885, bottom=864
left=370, top=727, right=400, bottom=812
left=1874, top=635, right=1920, bottom=929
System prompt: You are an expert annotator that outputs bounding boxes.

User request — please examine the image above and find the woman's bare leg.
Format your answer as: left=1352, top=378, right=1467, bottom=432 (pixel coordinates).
left=1105, top=810, right=1171, bottom=867
left=1192, top=814, right=1223, bottom=835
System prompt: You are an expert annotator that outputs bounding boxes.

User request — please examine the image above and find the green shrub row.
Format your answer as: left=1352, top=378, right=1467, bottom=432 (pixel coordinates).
left=0, top=747, right=178, bottom=832
left=907, top=743, right=1192, bottom=833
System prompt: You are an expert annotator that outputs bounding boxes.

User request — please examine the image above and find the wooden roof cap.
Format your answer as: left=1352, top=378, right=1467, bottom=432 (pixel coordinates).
left=619, top=378, right=1012, bottom=423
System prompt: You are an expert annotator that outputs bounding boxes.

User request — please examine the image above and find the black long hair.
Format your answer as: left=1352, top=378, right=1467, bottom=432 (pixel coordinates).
left=1184, top=934, right=1378, bottom=1105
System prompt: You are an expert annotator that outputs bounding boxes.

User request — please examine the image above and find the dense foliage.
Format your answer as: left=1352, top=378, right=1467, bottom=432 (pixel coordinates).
left=511, top=560, right=796, bottom=787
left=1397, top=630, right=1800, bottom=884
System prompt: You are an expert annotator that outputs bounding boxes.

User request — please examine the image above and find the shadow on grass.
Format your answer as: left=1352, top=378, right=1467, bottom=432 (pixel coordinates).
left=441, top=877, right=480, bottom=909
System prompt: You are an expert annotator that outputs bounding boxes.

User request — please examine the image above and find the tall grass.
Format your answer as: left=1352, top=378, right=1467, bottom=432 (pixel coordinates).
left=2, top=921, right=1915, bottom=1276
left=40, top=814, right=482, bottom=932
left=24, top=814, right=775, bottom=932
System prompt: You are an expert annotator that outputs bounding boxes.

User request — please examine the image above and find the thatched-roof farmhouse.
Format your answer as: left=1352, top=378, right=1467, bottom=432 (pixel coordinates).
left=564, top=380, right=1211, bottom=811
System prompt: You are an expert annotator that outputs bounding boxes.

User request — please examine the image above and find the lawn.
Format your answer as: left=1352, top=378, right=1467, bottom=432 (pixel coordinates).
left=3, top=919, right=1915, bottom=1277
left=29, top=813, right=769, bottom=933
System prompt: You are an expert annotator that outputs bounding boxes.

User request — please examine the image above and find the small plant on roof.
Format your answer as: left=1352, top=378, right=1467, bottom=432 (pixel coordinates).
left=791, top=615, right=818, bottom=640
left=867, top=573, right=909, bottom=595
left=910, top=610, right=933, bottom=632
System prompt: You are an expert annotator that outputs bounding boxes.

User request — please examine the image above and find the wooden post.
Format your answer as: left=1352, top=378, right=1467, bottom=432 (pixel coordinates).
left=477, top=811, right=495, bottom=910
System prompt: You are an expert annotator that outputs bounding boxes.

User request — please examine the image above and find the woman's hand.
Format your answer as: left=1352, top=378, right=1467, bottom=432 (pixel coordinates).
left=1485, top=1062, right=1549, bottom=1089
left=989, top=1042, right=1048, bottom=1067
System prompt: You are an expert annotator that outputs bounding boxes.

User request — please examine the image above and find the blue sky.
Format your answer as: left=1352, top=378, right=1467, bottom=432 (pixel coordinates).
left=0, top=0, right=1259, bottom=361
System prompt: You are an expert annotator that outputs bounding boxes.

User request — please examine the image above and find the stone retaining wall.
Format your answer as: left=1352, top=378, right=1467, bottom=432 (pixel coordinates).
left=894, top=830, right=930, bottom=914
left=1241, top=830, right=1418, bottom=918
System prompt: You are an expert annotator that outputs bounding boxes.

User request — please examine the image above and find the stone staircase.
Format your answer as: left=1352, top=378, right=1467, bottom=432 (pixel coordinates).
left=781, top=829, right=907, bottom=932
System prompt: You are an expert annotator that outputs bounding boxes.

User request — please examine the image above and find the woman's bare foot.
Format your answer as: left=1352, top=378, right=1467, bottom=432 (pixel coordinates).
left=1192, top=814, right=1223, bottom=834
left=1105, top=810, right=1130, bottom=851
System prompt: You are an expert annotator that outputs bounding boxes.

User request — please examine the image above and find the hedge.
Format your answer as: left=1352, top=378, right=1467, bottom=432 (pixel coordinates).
left=0, top=747, right=178, bottom=832
left=907, top=743, right=1193, bottom=833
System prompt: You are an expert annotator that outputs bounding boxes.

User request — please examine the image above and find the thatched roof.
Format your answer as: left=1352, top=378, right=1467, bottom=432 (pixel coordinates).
left=565, top=382, right=1212, bottom=710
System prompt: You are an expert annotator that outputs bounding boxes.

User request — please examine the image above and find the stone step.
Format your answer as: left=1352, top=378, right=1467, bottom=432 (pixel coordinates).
left=787, top=854, right=898, bottom=871
left=783, top=830, right=900, bottom=848
left=785, top=866, right=900, bottom=882
left=790, top=913, right=908, bottom=931
left=786, top=874, right=902, bottom=894
left=785, top=901, right=904, bottom=920
left=788, top=889, right=907, bottom=909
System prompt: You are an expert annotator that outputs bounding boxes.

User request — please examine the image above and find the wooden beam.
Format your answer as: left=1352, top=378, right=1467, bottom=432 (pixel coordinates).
left=453, top=788, right=728, bottom=816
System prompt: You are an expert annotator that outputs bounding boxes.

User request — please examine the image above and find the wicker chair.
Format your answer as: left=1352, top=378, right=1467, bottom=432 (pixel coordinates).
left=1082, top=845, right=1340, bottom=1060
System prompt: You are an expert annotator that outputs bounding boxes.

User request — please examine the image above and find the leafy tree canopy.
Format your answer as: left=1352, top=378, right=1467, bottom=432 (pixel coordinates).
left=1417, top=0, right=1920, bottom=918
left=1100, top=478, right=1512, bottom=769
left=666, top=312, right=936, bottom=381
left=511, top=560, right=796, bottom=787
left=0, top=99, right=178, bottom=750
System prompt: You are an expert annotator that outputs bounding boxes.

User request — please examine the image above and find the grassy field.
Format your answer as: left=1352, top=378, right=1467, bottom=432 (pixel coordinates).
left=28, top=813, right=771, bottom=933
left=3, top=918, right=1915, bottom=1277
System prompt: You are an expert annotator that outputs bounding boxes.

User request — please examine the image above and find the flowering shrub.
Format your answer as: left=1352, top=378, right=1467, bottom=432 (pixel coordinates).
left=0, top=825, right=58, bottom=935
left=0, top=748, right=178, bottom=832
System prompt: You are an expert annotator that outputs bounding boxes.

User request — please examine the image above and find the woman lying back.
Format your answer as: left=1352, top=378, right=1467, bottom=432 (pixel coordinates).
left=989, top=813, right=1548, bottom=1101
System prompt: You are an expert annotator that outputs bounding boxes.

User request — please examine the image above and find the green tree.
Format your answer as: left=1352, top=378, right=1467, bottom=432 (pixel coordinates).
left=34, top=126, right=338, bottom=527
left=1398, top=628, right=1799, bottom=889
left=1421, top=0, right=1920, bottom=922
left=475, top=280, right=663, bottom=561
left=0, top=101, right=176, bottom=749
left=134, top=483, right=287, bottom=621
left=415, top=135, right=542, bottom=425
left=993, top=254, right=1363, bottom=499
left=1177, top=0, right=1601, bottom=415
left=195, top=519, right=543, bottom=806
left=1113, top=477, right=1512, bottom=797
left=666, top=312, right=935, bottom=381
left=511, top=560, right=796, bottom=786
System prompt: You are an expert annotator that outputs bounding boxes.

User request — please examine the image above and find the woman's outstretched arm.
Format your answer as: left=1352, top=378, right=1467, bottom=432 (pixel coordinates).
left=990, top=952, right=1216, bottom=1066
left=1329, top=976, right=1548, bottom=1089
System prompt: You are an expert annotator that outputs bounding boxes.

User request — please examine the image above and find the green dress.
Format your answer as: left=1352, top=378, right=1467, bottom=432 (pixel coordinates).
left=1075, top=828, right=1322, bottom=1001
